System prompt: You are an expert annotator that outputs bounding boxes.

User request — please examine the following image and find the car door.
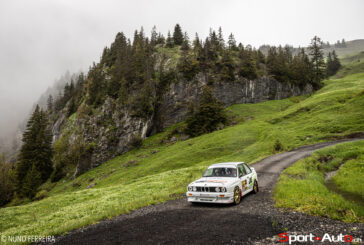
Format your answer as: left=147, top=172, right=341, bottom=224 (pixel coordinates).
left=237, top=164, right=249, bottom=195
left=242, top=163, right=254, bottom=191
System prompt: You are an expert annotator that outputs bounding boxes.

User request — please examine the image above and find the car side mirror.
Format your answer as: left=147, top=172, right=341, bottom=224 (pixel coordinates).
left=239, top=173, right=243, bottom=178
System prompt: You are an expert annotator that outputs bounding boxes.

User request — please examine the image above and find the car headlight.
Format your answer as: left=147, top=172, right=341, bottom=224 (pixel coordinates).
left=188, top=186, right=192, bottom=191
left=221, top=187, right=226, bottom=192
left=215, top=187, right=220, bottom=192
left=192, top=186, right=197, bottom=192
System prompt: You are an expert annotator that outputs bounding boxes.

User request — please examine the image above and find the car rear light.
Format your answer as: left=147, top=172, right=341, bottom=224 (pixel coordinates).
left=219, top=195, right=224, bottom=197
left=188, top=193, right=192, bottom=196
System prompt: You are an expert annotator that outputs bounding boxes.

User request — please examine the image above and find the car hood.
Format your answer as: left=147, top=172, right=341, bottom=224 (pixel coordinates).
left=191, top=177, right=237, bottom=187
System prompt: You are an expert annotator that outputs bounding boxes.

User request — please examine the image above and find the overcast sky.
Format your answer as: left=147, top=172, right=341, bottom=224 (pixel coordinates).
left=0, top=0, right=363, bottom=139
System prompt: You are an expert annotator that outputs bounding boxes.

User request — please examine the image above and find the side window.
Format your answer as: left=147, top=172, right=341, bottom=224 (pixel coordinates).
left=238, top=165, right=246, bottom=177
left=243, top=163, right=252, bottom=174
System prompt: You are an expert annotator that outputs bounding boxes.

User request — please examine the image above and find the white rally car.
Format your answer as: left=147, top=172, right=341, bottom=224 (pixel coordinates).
left=186, top=162, right=258, bottom=204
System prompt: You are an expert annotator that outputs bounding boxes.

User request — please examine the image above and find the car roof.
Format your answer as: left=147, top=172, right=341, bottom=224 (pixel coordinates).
left=208, top=162, right=244, bottom=168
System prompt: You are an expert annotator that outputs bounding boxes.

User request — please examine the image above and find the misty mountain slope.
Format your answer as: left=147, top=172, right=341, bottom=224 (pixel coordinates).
left=1, top=70, right=364, bottom=241
left=323, top=39, right=364, bottom=58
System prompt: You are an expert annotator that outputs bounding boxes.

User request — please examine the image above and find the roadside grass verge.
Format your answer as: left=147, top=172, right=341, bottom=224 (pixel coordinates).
left=1, top=72, right=364, bottom=242
left=274, top=140, right=364, bottom=223
left=0, top=165, right=206, bottom=243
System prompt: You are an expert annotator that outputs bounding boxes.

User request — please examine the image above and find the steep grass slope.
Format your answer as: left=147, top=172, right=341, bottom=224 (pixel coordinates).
left=1, top=71, right=364, bottom=242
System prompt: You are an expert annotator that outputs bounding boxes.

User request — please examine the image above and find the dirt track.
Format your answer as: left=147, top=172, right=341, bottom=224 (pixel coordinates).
left=50, top=139, right=364, bottom=245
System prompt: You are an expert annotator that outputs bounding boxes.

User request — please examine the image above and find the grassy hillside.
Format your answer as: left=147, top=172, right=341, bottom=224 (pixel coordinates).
left=274, top=140, right=364, bottom=223
left=335, top=51, right=364, bottom=78
left=1, top=69, right=364, bottom=242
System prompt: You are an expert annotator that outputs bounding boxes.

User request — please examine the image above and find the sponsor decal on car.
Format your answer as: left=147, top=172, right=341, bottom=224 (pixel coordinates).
left=196, top=180, right=228, bottom=183
left=242, top=180, right=247, bottom=189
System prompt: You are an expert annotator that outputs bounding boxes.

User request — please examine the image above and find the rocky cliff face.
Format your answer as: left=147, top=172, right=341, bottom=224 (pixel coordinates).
left=52, top=74, right=312, bottom=176
left=159, top=74, right=312, bottom=128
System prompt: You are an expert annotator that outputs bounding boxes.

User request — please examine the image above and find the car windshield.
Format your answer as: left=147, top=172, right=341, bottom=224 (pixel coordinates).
left=202, top=167, right=237, bottom=177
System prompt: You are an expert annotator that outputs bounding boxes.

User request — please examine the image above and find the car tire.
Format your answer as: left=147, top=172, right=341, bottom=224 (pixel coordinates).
left=253, top=180, right=259, bottom=194
left=233, top=187, right=241, bottom=205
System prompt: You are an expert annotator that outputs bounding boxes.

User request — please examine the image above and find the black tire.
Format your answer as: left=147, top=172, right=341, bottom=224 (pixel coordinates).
left=253, top=180, right=259, bottom=194
left=233, top=187, right=241, bottom=205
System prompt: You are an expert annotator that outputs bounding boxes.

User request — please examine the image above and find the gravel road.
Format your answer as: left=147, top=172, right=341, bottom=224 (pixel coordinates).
left=50, top=139, right=364, bottom=245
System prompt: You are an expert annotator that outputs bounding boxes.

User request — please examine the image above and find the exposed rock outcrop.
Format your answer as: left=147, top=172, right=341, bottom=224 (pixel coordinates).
left=159, top=75, right=312, bottom=128
left=52, top=74, right=312, bottom=176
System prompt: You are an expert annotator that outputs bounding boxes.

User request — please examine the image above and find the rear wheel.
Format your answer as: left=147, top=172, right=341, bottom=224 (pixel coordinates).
left=253, top=180, right=259, bottom=194
left=233, top=187, right=241, bottom=205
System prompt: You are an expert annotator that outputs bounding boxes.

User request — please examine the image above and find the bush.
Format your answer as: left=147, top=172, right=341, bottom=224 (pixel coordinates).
left=130, top=134, right=143, bottom=149
left=273, top=139, right=284, bottom=152
left=185, top=86, right=227, bottom=137
left=34, top=190, right=48, bottom=201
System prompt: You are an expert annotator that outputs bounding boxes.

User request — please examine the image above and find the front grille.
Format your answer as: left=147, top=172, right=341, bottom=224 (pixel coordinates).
left=196, top=186, right=218, bottom=192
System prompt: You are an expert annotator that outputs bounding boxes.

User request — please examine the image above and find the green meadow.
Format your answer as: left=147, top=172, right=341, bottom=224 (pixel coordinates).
left=274, top=140, right=364, bottom=223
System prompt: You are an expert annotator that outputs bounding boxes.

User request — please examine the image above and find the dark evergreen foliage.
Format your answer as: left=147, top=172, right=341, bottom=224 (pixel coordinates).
left=165, top=31, right=174, bottom=48
left=173, top=24, right=184, bottom=45
left=0, top=155, right=15, bottom=206
left=16, top=105, right=53, bottom=198
left=219, top=50, right=235, bottom=81
left=326, top=50, right=341, bottom=76
left=185, top=86, right=227, bottom=137
left=308, top=36, right=326, bottom=88
left=238, top=49, right=258, bottom=80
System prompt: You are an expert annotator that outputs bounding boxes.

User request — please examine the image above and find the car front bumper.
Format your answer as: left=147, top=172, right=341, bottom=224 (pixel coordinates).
left=186, top=192, right=234, bottom=204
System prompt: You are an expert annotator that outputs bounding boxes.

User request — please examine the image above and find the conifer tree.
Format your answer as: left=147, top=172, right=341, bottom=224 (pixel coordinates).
left=157, top=33, right=165, bottom=45
left=228, top=33, right=237, bottom=50
left=173, top=24, right=184, bottom=45
left=217, top=27, right=225, bottom=49
left=290, top=48, right=313, bottom=85
left=238, top=50, right=258, bottom=80
left=166, top=31, right=174, bottom=48
left=15, top=105, right=53, bottom=198
left=181, top=32, right=190, bottom=51
left=47, top=95, right=53, bottom=112
left=308, top=36, right=326, bottom=87
left=220, top=51, right=235, bottom=81
left=193, top=33, right=202, bottom=54
left=150, top=25, right=158, bottom=46
left=67, top=98, right=76, bottom=117
left=326, top=50, right=341, bottom=76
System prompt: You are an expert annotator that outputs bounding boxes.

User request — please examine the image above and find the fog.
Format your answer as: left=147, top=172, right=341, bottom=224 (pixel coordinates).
left=0, top=0, right=363, bottom=143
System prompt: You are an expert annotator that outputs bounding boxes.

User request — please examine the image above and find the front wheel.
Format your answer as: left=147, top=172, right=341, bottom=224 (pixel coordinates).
left=253, top=180, right=259, bottom=194
left=233, top=187, right=241, bottom=205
